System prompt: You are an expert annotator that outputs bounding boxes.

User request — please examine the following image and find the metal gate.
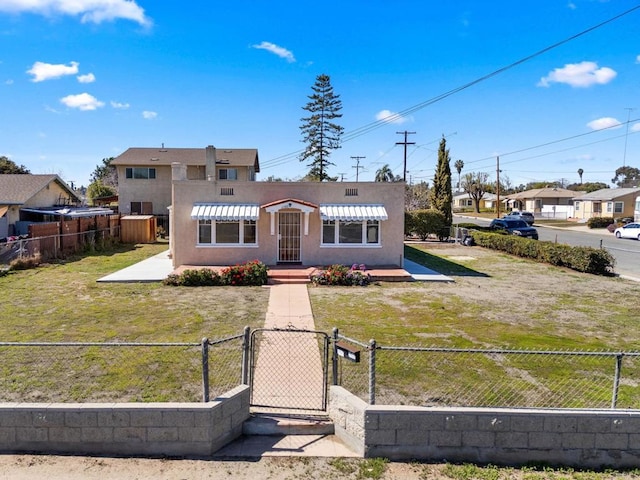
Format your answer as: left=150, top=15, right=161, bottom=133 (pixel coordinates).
left=249, top=328, right=330, bottom=411
left=277, top=211, right=301, bottom=263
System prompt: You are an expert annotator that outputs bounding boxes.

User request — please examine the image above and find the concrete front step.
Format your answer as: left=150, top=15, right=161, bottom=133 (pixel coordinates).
left=243, top=413, right=334, bottom=436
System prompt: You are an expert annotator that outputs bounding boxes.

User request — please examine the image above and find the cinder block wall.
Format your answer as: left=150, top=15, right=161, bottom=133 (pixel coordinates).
left=0, top=385, right=250, bottom=457
left=329, top=386, right=640, bottom=468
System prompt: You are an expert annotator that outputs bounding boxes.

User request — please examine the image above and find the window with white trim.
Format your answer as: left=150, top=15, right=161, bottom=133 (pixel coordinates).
left=321, top=219, right=380, bottom=245
left=614, top=201, right=624, bottom=214
left=198, top=219, right=256, bottom=245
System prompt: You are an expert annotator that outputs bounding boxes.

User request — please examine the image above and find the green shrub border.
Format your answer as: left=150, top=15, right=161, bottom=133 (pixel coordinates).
left=470, top=230, right=615, bottom=276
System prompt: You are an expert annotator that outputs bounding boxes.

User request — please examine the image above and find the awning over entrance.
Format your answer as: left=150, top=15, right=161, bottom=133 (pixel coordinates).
left=190, top=204, right=260, bottom=221
left=0, top=206, right=8, bottom=217
left=319, top=204, right=388, bottom=221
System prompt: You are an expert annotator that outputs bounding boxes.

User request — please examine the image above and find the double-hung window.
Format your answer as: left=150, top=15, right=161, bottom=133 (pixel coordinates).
left=322, top=220, right=380, bottom=245
left=198, top=219, right=256, bottom=245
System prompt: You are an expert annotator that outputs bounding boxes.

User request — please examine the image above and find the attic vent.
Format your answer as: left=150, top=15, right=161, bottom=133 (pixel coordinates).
left=345, top=188, right=358, bottom=196
left=150, top=158, right=160, bottom=161
left=220, top=187, right=234, bottom=196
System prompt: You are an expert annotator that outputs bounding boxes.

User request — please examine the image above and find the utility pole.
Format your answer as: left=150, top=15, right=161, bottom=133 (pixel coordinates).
left=496, top=156, right=501, bottom=218
left=337, top=172, right=347, bottom=182
left=351, top=156, right=365, bottom=182
left=396, top=131, right=416, bottom=182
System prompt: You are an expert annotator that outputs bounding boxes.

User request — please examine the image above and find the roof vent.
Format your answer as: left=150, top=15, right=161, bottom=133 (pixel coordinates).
left=151, top=158, right=160, bottom=161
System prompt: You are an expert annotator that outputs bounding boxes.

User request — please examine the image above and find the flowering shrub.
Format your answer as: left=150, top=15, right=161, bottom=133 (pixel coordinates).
left=221, top=260, right=268, bottom=286
left=311, top=264, right=371, bottom=287
left=163, top=260, right=269, bottom=287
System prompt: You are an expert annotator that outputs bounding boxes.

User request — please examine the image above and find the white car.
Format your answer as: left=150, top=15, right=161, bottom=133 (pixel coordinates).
left=614, top=222, right=640, bottom=240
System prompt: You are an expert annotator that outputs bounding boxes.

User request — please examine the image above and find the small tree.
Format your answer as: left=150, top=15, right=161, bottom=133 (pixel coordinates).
left=428, top=136, right=453, bottom=225
left=577, top=168, right=584, bottom=184
left=461, top=172, right=490, bottom=213
left=0, top=156, right=30, bottom=174
left=299, top=74, right=344, bottom=182
left=406, top=210, right=447, bottom=241
left=86, top=180, right=116, bottom=206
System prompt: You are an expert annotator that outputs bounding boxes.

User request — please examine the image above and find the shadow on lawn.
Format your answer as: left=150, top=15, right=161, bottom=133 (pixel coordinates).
left=404, top=244, right=489, bottom=278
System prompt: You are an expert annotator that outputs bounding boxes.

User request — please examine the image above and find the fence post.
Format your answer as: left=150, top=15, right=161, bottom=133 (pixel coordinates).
left=241, top=326, right=251, bottom=385
left=332, top=328, right=339, bottom=385
left=201, top=337, right=209, bottom=403
left=369, top=338, right=376, bottom=405
left=612, top=353, right=623, bottom=409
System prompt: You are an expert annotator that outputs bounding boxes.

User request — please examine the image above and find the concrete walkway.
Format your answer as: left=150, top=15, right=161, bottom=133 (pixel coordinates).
left=251, top=283, right=326, bottom=411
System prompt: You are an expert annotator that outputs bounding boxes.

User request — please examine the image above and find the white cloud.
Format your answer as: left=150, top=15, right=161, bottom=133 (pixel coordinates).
left=632, top=123, right=640, bottom=133
left=636, top=55, right=640, bottom=64
left=375, top=109, right=408, bottom=125
left=586, top=117, right=622, bottom=131
left=567, top=2, right=577, bottom=10
left=538, top=61, right=616, bottom=88
left=110, top=100, right=130, bottom=109
left=252, top=41, right=295, bottom=63
left=142, top=110, right=157, bottom=119
left=60, top=93, right=104, bottom=111
left=5, top=79, right=14, bottom=85
left=28, top=61, right=79, bottom=82
left=77, top=72, right=95, bottom=83
left=0, top=0, right=151, bottom=26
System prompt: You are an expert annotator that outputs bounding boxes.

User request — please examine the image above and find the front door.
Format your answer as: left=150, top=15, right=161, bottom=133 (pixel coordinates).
left=278, top=211, right=301, bottom=263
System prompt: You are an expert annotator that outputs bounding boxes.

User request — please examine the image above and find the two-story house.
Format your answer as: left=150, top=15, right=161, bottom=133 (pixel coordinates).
left=111, top=146, right=260, bottom=216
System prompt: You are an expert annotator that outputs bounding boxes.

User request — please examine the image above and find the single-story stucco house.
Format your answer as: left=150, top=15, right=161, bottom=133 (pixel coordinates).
left=573, top=187, right=640, bottom=221
left=504, top=187, right=579, bottom=214
left=169, top=146, right=405, bottom=268
left=0, top=174, right=81, bottom=238
left=452, top=192, right=497, bottom=211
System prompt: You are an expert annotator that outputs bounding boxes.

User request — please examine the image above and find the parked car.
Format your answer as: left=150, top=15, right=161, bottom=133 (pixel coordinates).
left=614, top=222, right=640, bottom=240
left=503, top=211, right=535, bottom=225
left=490, top=218, right=539, bottom=240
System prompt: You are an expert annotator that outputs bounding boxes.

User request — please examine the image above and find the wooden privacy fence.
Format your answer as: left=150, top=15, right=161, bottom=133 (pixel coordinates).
left=24, top=215, right=121, bottom=261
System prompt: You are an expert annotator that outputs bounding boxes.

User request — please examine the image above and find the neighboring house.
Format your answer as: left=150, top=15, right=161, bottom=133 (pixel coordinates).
left=0, top=174, right=81, bottom=238
left=573, top=188, right=640, bottom=221
left=504, top=188, right=578, bottom=214
left=169, top=146, right=405, bottom=268
left=452, top=192, right=497, bottom=211
left=112, top=146, right=259, bottom=216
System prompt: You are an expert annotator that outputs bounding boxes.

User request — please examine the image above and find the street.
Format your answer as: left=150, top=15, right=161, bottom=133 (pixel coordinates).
left=453, top=215, right=640, bottom=279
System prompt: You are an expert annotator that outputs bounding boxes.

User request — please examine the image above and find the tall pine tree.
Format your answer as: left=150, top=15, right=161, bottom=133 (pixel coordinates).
left=299, top=74, right=343, bottom=182
left=429, top=136, right=453, bottom=226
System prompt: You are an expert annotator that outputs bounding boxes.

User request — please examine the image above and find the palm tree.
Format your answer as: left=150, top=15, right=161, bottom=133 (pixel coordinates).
left=577, top=168, right=584, bottom=184
left=454, top=159, right=464, bottom=192
left=375, top=164, right=396, bottom=182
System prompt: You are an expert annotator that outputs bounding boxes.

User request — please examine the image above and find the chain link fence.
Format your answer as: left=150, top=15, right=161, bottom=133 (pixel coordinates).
left=0, top=333, right=246, bottom=403
left=332, top=330, right=640, bottom=409
left=3, top=329, right=640, bottom=409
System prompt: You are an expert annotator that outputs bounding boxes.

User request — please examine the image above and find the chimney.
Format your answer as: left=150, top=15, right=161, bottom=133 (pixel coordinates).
left=205, top=145, right=217, bottom=181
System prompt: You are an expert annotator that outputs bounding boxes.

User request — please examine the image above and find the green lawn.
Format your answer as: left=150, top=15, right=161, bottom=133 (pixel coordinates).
left=2, top=241, right=640, bottom=408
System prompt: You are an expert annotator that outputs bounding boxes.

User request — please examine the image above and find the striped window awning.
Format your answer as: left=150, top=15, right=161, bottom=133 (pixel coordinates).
left=190, top=204, right=260, bottom=221
left=319, top=204, right=388, bottom=221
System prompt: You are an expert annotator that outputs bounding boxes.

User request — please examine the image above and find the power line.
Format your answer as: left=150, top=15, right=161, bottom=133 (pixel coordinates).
left=260, top=3, right=640, bottom=172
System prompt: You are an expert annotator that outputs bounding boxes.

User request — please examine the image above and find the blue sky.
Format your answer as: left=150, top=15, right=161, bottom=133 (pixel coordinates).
left=1, top=0, right=639, bottom=189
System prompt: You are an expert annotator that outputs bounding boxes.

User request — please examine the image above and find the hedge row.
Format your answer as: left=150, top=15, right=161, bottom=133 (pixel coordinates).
left=470, top=230, right=615, bottom=275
